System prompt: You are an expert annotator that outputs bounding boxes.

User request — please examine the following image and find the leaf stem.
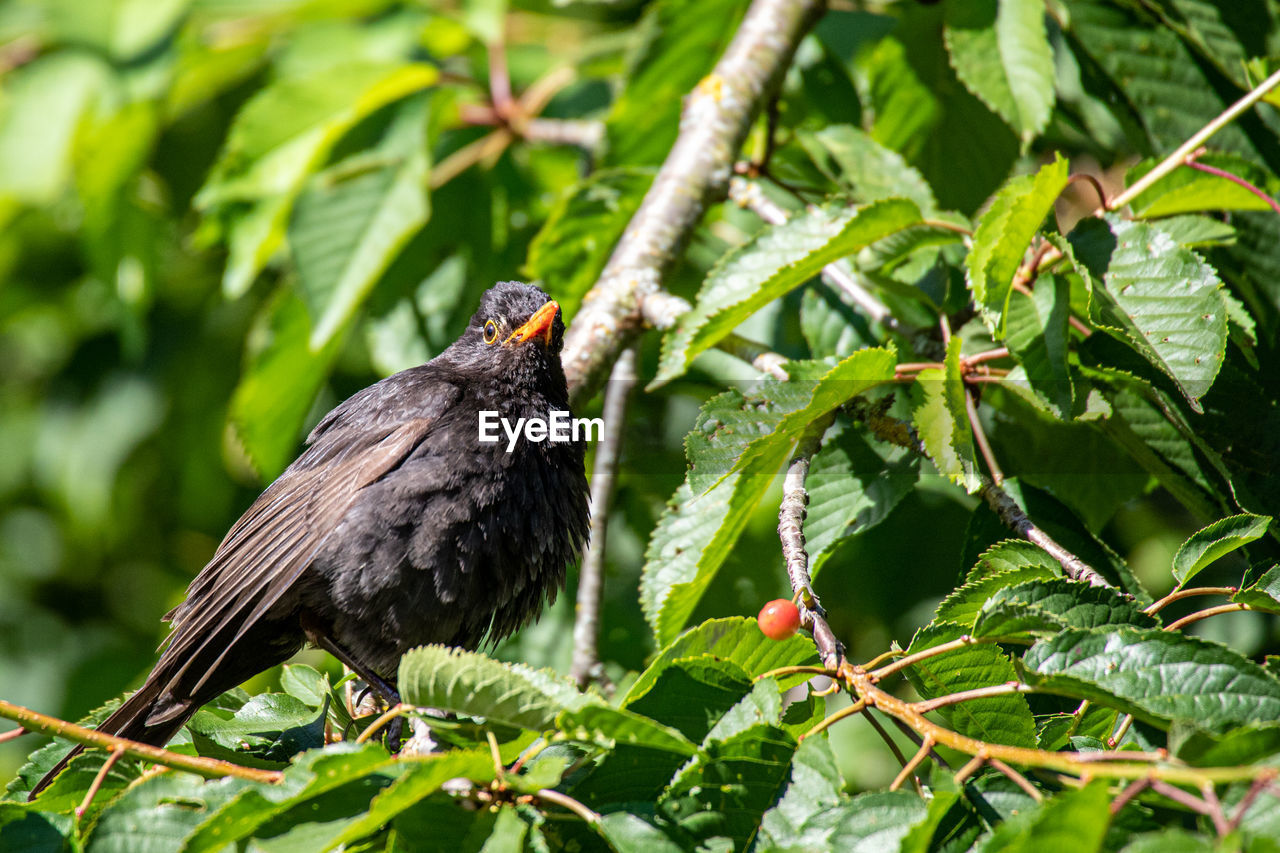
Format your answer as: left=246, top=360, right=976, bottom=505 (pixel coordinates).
left=871, top=636, right=976, bottom=681
left=76, top=746, right=125, bottom=818
left=1145, top=586, right=1238, bottom=615
left=802, top=698, right=867, bottom=740
left=355, top=704, right=408, bottom=744
left=1108, top=66, right=1280, bottom=213
left=889, top=736, right=934, bottom=792
left=1184, top=157, right=1280, bottom=217
left=1165, top=602, right=1251, bottom=632
left=0, top=698, right=281, bottom=787
left=535, top=788, right=602, bottom=825
left=911, top=681, right=1033, bottom=714
left=989, top=758, right=1044, bottom=802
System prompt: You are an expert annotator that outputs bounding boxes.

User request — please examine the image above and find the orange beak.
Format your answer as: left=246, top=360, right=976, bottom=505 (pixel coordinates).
left=504, top=300, right=559, bottom=348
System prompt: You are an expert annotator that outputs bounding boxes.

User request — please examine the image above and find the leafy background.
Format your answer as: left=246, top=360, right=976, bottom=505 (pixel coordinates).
left=2, top=0, right=1280, bottom=849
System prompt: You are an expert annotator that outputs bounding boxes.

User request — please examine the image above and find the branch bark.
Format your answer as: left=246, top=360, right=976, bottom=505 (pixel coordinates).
left=560, top=0, right=826, bottom=404
left=570, top=345, right=638, bottom=689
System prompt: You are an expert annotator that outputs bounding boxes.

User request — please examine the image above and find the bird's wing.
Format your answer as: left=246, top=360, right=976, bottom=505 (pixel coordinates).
left=150, top=416, right=437, bottom=717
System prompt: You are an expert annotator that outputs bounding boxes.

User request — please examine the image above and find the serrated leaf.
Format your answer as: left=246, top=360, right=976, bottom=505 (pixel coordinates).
left=1066, top=213, right=1228, bottom=413
left=798, top=125, right=938, bottom=212
left=291, top=96, right=431, bottom=350
left=625, top=617, right=820, bottom=705
left=0, top=805, right=74, bottom=853
left=525, top=168, right=653, bottom=319
left=757, top=736, right=844, bottom=851
left=197, top=62, right=437, bottom=297
left=936, top=565, right=1059, bottom=627
left=624, top=656, right=754, bottom=743
left=805, top=424, right=919, bottom=577
left=1144, top=214, right=1236, bottom=249
left=906, top=623, right=1038, bottom=748
left=689, top=348, right=897, bottom=495
left=1022, top=627, right=1280, bottom=731
left=973, top=579, right=1156, bottom=640
left=653, top=199, right=922, bottom=385
left=827, top=790, right=930, bottom=852
left=1233, top=564, right=1280, bottom=612
left=967, top=156, right=1069, bottom=334
left=398, top=645, right=587, bottom=731
left=556, top=705, right=697, bottom=756
left=944, top=0, right=1055, bottom=145
left=1172, top=513, right=1272, bottom=586
left=181, top=743, right=395, bottom=853
left=659, top=724, right=798, bottom=851
left=188, top=692, right=326, bottom=767
left=968, top=539, right=1066, bottom=580
left=912, top=336, right=980, bottom=491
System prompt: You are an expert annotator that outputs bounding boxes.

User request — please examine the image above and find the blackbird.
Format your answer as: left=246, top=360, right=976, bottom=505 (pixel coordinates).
left=32, top=281, right=589, bottom=797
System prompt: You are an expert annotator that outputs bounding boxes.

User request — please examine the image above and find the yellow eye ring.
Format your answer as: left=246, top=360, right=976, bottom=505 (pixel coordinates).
left=483, top=320, right=499, bottom=344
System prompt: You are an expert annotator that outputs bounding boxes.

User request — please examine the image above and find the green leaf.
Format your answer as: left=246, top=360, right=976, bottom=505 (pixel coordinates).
left=906, top=623, right=1039, bottom=748
left=911, top=336, right=980, bottom=491
left=525, top=168, right=654, bottom=319
left=1066, top=214, right=1228, bottom=413
left=827, top=791, right=929, bottom=852
left=197, top=62, right=437, bottom=297
left=44, top=0, right=190, bottom=62
left=1233, top=564, right=1280, bottom=612
left=658, top=724, right=798, bottom=851
left=1125, top=152, right=1279, bottom=217
left=624, top=656, right=754, bottom=743
left=556, top=704, right=697, bottom=756
left=228, top=288, right=348, bottom=478
left=757, top=737, right=845, bottom=851
left=966, top=156, right=1069, bottom=334
left=398, top=645, right=587, bottom=731
left=973, top=579, right=1157, bottom=640
left=323, top=751, right=496, bottom=850
left=1144, top=214, right=1236, bottom=249
left=798, top=124, right=938, bottom=212
left=944, top=0, right=1056, bottom=145
left=974, top=781, right=1111, bottom=852
left=936, top=566, right=1059, bottom=627
left=290, top=95, right=431, bottom=350
left=1003, top=273, right=1077, bottom=417
left=188, top=692, right=326, bottom=768
left=95, top=771, right=268, bottom=853
left=687, top=348, right=897, bottom=495
left=0, top=805, right=74, bottom=853
left=653, top=199, right=922, bottom=385
left=181, top=743, right=395, bottom=853
left=1171, top=513, right=1272, bottom=586
left=625, top=617, right=820, bottom=705
left=1022, top=627, right=1280, bottom=730
left=805, top=423, right=919, bottom=577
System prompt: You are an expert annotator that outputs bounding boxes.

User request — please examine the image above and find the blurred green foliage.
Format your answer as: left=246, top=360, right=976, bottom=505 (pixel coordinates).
left=3, top=0, right=1280, bottom=848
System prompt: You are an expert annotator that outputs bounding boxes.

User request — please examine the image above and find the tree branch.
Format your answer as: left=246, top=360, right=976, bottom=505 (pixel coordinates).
left=561, top=0, right=826, bottom=404
left=570, top=345, right=638, bottom=689
left=0, top=699, right=281, bottom=788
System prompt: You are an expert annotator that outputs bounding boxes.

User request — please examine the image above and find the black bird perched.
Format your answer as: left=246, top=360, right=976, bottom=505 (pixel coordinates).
left=32, top=281, right=589, bottom=798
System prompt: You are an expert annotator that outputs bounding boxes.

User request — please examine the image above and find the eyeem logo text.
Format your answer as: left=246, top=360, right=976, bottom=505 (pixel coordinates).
left=478, top=410, right=604, bottom=452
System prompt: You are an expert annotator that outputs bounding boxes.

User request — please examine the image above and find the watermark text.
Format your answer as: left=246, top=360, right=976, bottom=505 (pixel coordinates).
left=478, top=410, right=603, bottom=452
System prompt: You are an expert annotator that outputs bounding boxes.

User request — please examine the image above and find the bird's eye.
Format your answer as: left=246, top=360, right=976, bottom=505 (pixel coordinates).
left=483, top=319, right=499, bottom=344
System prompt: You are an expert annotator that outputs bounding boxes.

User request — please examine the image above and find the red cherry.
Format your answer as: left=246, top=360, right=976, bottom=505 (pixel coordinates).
left=758, top=599, right=801, bottom=640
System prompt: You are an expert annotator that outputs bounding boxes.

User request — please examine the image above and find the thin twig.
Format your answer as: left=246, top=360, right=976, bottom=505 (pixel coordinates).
left=1200, top=782, right=1230, bottom=836
left=988, top=758, right=1043, bottom=802
left=570, top=345, right=637, bottom=689
left=1108, top=67, right=1280, bottom=212
left=1067, top=172, right=1109, bottom=210
left=978, top=482, right=1111, bottom=587
left=0, top=698, right=280, bottom=787
left=536, top=788, right=602, bottom=825
left=861, top=648, right=904, bottom=671
left=717, top=332, right=790, bottom=380
left=1184, top=157, right=1280, bottom=217
left=1149, top=779, right=1214, bottom=816
left=1166, top=602, right=1250, bottom=632
left=890, top=737, right=935, bottom=792
left=756, top=665, right=834, bottom=682
left=76, top=746, right=125, bottom=818
left=861, top=709, right=911, bottom=768
left=1109, top=714, right=1135, bottom=748
left=802, top=698, right=868, bottom=740
left=911, top=681, right=1033, bottom=714
left=1227, top=776, right=1274, bottom=833
left=954, top=754, right=987, bottom=784
left=356, top=704, right=408, bottom=744
left=1145, top=586, right=1238, bottom=615
left=0, top=726, right=25, bottom=743
left=1111, top=777, right=1151, bottom=815
left=965, top=389, right=1004, bottom=485
left=871, top=636, right=976, bottom=681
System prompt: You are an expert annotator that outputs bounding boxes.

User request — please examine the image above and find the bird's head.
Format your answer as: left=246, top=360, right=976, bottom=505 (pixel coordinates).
left=448, top=281, right=567, bottom=387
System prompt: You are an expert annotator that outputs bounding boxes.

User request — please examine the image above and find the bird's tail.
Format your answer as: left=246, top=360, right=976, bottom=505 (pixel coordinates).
left=27, top=678, right=191, bottom=800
